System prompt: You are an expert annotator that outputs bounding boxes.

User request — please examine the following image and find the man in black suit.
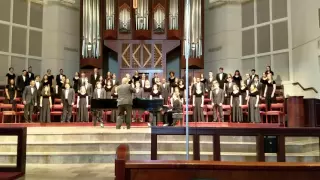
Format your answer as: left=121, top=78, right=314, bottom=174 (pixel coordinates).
left=244, top=73, right=252, bottom=87
left=216, top=67, right=227, bottom=89
left=152, top=73, right=159, bottom=86
left=16, top=70, right=29, bottom=97
left=56, top=69, right=65, bottom=88
left=250, top=69, right=257, bottom=80
left=27, top=66, right=35, bottom=82
left=111, top=73, right=119, bottom=86
left=90, top=68, right=101, bottom=88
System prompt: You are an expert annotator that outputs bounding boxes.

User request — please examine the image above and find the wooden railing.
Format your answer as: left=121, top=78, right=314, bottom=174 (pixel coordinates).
left=292, top=82, right=318, bottom=93
left=0, top=127, right=27, bottom=179
left=151, top=127, right=320, bottom=161
left=116, top=144, right=320, bottom=180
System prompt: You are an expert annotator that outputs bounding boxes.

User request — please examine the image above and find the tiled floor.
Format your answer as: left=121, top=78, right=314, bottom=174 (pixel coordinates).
left=20, top=164, right=114, bottom=180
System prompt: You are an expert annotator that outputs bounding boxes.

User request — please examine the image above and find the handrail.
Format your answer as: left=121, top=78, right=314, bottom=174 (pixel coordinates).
left=151, top=127, right=320, bottom=162
left=292, top=82, right=318, bottom=93
left=0, top=127, right=27, bottom=177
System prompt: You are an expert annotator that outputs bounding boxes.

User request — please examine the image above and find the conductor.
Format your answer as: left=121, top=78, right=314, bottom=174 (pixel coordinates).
left=116, top=77, right=136, bottom=129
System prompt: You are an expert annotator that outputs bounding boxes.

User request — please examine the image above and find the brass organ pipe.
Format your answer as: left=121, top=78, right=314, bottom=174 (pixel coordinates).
left=96, top=0, right=100, bottom=58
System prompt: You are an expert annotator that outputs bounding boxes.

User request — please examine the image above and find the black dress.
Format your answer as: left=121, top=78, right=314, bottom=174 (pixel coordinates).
left=248, top=91, right=260, bottom=123
left=171, top=83, right=178, bottom=94
left=266, top=80, right=276, bottom=110
left=168, top=77, right=175, bottom=85
left=178, top=85, right=185, bottom=98
left=132, top=75, right=140, bottom=83
left=233, top=76, right=242, bottom=88
left=260, top=78, right=268, bottom=97
left=240, top=86, right=247, bottom=105
left=73, top=77, right=80, bottom=93
left=150, top=91, right=161, bottom=125
left=193, top=91, right=204, bottom=122
left=6, top=73, right=16, bottom=84
left=47, top=75, right=54, bottom=87
left=231, top=91, right=243, bottom=123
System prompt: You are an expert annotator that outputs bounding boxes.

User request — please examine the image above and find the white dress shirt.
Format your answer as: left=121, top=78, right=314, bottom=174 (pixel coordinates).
left=23, top=76, right=26, bottom=82
left=31, top=87, right=34, bottom=94
left=65, top=89, right=69, bottom=99
left=97, top=88, right=101, bottom=99
left=219, top=73, right=223, bottom=80
left=36, top=82, right=40, bottom=89
left=94, top=74, right=97, bottom=80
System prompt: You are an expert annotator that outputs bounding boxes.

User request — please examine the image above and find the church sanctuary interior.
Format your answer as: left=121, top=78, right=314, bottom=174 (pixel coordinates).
left=1, top=0, right=320, bottom=179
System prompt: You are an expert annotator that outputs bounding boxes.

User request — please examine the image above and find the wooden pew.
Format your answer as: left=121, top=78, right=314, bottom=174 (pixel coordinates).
left=0, top=127, right=27, bottom=180
left=115, top=144, right=320, bottom=180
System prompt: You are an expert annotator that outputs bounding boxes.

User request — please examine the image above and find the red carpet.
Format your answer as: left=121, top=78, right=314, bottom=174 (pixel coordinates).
left=0, top=122, right=281, bottom=128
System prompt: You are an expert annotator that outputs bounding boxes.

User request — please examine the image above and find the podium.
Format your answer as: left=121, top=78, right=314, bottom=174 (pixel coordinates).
left=287, top=96, right=305, bottom=127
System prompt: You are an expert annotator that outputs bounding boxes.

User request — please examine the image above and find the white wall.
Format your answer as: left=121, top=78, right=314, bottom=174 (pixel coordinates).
left=291, top=0, right=320, bottom=98
left=42, top=3, right=80, bottom=80
left=204, top=2, right=242, bottom=76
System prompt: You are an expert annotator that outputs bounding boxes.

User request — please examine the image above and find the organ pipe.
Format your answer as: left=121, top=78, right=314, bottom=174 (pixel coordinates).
left=184, top=0, right=202, bottom=58
left=106, top=0, right=115, bottom=30
left=119, top=5, right=130, bottom=32
left=82, top=0, right=101, bottom=59
left=135, top=0, right=149, bottom=30
left=153, top=5, right=165, bottom=32
left=169, top=0, right=179, bottom=30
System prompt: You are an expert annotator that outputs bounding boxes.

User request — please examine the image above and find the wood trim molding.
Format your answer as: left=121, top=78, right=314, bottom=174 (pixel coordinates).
left=292, top=82, right=318, bottom=93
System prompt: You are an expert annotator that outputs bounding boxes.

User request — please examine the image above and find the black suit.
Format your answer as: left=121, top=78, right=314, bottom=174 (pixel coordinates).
left=216, top=73, right=228, bottom=89
left=90, top=74, right=101, bottom=87
left=28, top=72, right=35, bottom=82
left=16, top=75, right=28, bottom=97
left=56, top=74, right=65, bottom=88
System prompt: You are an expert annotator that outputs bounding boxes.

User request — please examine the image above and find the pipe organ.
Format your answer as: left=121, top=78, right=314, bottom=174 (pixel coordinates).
left=80, top=0, right=204, bottom=73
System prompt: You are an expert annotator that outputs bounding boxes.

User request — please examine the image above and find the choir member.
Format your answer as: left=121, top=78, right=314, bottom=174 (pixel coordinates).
left=161, top=78, right=170, bottom=105
left=90, top=68, right=101, bottom=88
left=84, top=78, right=93, bottom=100
left=41, top=75, right=50, bottom=89
left=207, top=71, right=214, bottom=92
left=240, top=80, right=248, bottom=105
left=224, top=74, right=234, bottom=105
left=143, top=80, right=152, bottom=98
left=112, top=73, right=118, bottom=86
left=110, top=85, right=119, bottom=123
left=92, top=82, right=107, bottom=127
left=23, top=80, right=37, bottom=123
left=98, top=76, right=105, bottom=87
left=168, top=71, right=176, bottom=87
left=193, top=83, right=205, bottom=122
left=105, top=80, right=113, bottom=99
left=164, top=91, right=183, bottom=126
left=133, top=81, right=144, bottom=122
left=171, top=78, right=179, bottom=94
left=178, top=79, right=186, bottom=100
left=61, top=83, right=75, bottom=123
left=233, top=70, right=242, bottom=88
left=140, top=73, right=147, bottom=88
left=216, top=67, right=228, bottom=89
left=56, top=74, right=66, bottom=97
left=132, top=70, right=141, bottom=84
left=46, top=69, right=54, bottom=88
left=264, top=73, right=276, bottom=111
left=79, top=72, right=86, bottom=87
left=265, top=66, right=274, bottom=76
left=230, top=84, right=243, bottom=123
left=248, top=84, right=260, bottom=123
left=260, top=73, right=268, bottom=97
left=39, top=85, right=52, bottom=123
left=251, top=75, right=261, bottom=93
left=27, top=66, right=35, bottom=81
left=5, top=79, right=17, bottom=110
left=105, top=71, right=112, bottom=81
left=77, top=86, right=89, bottom=122
left=6, top=67, right=16, bottom=85
left=189, top=77, right=197, bottom=97
left=250, top=69, right=257, bottom=80
left=17, top=70, right=28, bottom=97
left=152, top=73, right=160, bottom=86
left=34, top=75, right=42, bottom=114
left=73, top=72, right=80, bottom=93
left=65, top=78, right=72, bottom=88
left=244, top=73, right=251, bottom=87
left=211, top=81, right=225, bottom=122
left=56, top=69, right=65, bottom=89
left=148, top=84, right=162, bottom=126
left=125, top=73, right=132, bottom=84
left=200, top=73, right=207, bottom=87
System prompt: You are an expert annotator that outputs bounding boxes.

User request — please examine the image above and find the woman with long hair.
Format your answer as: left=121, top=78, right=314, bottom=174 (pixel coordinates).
left=260, top=72, right=268, bottom=97
left=39, top=86, right=52, bottom=123
left=5, top=79, right=17, bottom=110
left=133, top=81, right=144, bottom=122
left=148, top=84, right=163, bottom=126
left=105, top=80, right=113, bottom=99
left=6, top=67, right=16, bottom=85
left=248, top=84, right=260, bottom=123
left=77, top=86, right=89, bottom=122
left=230, top=84, right=243, bottom=123
left=264, top=73, right=276, bottom=111
left=143, top=80, right=152, bottom=98
left=73, top=72, right=80, bottom=93
left=233, top=70, right=242, bottom=88
left=193, top=83, right=205, bottom=122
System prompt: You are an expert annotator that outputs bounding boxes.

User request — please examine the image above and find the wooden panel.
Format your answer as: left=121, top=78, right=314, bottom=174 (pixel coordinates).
left=304, top=98, right=320, bottom=127
left=80, top=58, right=103, bottom=69
left=287, top=96, right=305, bottom=127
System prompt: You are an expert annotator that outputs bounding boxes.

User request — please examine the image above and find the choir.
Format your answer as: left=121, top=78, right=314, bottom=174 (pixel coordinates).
left=3, top=65, right=277, bottom=125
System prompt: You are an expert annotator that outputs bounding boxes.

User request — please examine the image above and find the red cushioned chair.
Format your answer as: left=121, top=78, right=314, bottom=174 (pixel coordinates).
left=51, top=104, right=63, bottom=121
left=265, top=103, right=285, bottom=124
left=0, top=103, right=16, bottom=123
